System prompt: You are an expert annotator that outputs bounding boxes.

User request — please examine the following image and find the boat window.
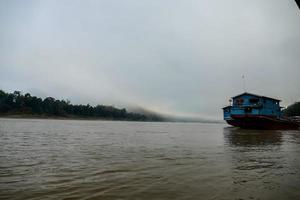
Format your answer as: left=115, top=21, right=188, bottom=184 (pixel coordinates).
left=235, top=98, right=244, bottom=105
left=249, top=98, right=259, bottom=104
left=245, top=107, right=252, bottom=113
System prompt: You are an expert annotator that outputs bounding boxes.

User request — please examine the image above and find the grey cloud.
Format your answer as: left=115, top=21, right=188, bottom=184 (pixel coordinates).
left=1, top=0, right=300, bottom=119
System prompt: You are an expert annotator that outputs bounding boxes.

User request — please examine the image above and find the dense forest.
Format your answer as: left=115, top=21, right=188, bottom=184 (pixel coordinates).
left=283, top=102, right=300, bottom=117
left=0, top=90, right=164, bottom=121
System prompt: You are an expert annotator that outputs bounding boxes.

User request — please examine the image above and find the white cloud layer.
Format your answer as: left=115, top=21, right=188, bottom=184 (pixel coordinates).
left=1, top=0, right=300, bottom=119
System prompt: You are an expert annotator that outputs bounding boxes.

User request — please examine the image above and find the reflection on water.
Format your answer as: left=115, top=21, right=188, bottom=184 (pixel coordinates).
left=223, top=127, right=300, bottom=200
left=0, top=119, right=300, bottom=200
left=223, top=127, right=283, bottom=146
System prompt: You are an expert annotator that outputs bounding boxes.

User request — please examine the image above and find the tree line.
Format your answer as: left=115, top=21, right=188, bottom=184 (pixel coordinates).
left=283, top=102, right=300, bottom=117
left=0, top=90, right=164, bottom=121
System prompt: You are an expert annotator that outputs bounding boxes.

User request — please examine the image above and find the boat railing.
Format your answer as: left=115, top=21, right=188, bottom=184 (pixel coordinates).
left=232, top=103, right=263, bottom=108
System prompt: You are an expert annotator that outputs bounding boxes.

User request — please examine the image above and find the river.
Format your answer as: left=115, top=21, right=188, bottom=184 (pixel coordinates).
left=0, top=118, right=299, bottom=200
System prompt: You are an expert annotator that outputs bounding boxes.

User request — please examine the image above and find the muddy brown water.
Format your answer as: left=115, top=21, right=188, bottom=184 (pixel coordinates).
left=0, top=118, right=299, bottom=200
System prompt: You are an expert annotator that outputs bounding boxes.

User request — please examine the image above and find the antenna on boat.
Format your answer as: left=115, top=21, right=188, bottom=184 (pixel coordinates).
left=242, top=75, right=246, bottom=92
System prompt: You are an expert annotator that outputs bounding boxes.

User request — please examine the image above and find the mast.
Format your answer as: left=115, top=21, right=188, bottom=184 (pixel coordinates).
left=242, top=75, right=246, bottom=92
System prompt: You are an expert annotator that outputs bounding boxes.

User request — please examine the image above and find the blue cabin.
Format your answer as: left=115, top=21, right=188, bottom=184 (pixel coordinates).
left=223, top=92, right=282, bottom=120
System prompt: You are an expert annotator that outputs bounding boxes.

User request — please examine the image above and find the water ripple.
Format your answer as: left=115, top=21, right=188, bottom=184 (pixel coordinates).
left=1, top=119, right=300, bottom=200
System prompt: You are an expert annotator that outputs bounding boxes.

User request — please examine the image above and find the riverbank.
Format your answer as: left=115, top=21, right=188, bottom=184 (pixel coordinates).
left=0, top=90, right=164, bottom=122
left=0, top=114, right=163, bottom=121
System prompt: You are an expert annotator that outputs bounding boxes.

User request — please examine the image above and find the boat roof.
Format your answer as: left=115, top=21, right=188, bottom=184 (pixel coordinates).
left=222, top=105, right=232, bottom=109
left=231, top=92, right=281, bottom=101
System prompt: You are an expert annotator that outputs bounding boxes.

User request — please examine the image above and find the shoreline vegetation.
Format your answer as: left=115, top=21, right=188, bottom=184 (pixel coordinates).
left=283, top=102, right=300, bottom=117
left=0, top=90, right=164, bottom=122
left=4, top=89, right=298, bottom=123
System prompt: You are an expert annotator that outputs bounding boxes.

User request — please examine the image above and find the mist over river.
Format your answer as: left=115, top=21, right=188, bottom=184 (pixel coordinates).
left=0, top=118, right=300, bottom=200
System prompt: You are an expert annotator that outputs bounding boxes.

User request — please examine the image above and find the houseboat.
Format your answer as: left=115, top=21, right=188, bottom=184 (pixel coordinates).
left=222, top=92, right=300, bottom=129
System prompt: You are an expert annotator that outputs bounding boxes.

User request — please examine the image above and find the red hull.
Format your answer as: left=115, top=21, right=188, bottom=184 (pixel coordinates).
left=226, top=115, right=300, bottom=130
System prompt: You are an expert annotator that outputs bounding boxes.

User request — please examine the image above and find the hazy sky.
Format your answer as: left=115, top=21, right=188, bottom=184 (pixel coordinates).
left=1, top=0, right=300, bottom=119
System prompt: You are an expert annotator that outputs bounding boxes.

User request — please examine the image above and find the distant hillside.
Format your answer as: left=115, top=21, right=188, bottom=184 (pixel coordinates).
left=0, top=90, right=164, bottom=121
left=129, top=107, right=221, bottom=123
left=128, top=107, right=166, bottom=122
left=283, top=102, right=300, bottom=117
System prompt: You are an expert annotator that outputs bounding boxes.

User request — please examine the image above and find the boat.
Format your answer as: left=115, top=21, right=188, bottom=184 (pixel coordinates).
left=222, top=92, right=300, bottom=129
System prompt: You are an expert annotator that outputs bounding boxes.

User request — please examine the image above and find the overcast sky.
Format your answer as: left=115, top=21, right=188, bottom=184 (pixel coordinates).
left=0, top=0, right=300, bottom=119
